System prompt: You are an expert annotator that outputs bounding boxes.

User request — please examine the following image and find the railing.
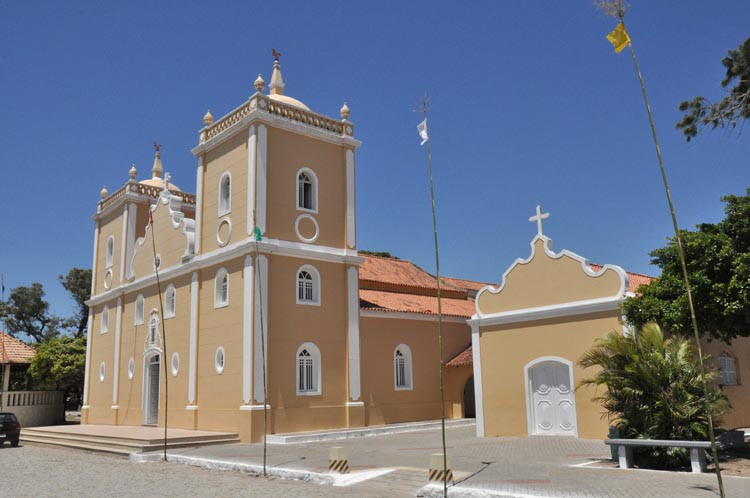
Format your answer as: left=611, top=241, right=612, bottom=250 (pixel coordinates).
left=99, top=182, right=197, bottom=212
left=203, top=94, right=353, bottom=143
left=2, top=390, right=64, bottom=408
left=1, top=390, right=65, bottom=427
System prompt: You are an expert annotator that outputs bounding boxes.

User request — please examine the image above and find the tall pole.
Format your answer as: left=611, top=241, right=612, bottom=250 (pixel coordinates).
left=253, top=218, right=269, bottom=476
left=421, top=97, right=448, bottom=498
left=617, top=11, right=725, bottom=497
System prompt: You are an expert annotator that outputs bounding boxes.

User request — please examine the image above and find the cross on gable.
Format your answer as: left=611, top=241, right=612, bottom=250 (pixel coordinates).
left=529, top=205, right=550, bottom=237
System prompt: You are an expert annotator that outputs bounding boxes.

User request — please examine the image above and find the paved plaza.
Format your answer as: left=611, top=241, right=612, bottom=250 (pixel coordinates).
left=5, top=425, right=750, bottom=497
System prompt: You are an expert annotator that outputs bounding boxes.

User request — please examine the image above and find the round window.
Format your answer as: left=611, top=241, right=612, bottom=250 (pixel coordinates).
left=215, top=347, right=225, bottom=374
left=99, top=362, right=106, bottom=382
left=128, top=358, right=135, bottom=380
left=171, top=352, right=180, bottom=377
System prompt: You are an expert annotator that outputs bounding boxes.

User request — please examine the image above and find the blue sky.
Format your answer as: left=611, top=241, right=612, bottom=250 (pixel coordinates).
left=1, top=1, right=748, bottom=320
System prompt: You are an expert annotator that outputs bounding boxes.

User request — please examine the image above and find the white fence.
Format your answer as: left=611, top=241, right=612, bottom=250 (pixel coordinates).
left=1, top=391, right=65, bottom=427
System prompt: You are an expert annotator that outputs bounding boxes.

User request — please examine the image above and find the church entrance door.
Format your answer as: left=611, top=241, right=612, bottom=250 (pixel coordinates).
left=144, top=354, right=160, bottom=425
left=526, top=359, right=577, bottom=436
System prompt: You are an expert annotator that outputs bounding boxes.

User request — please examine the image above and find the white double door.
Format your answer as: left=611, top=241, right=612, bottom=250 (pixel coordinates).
left=528, top=360, right=577, bottom=436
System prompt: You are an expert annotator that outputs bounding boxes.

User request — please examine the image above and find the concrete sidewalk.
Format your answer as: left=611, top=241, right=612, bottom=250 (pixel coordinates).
left=143, top=425, right=750, bottom=497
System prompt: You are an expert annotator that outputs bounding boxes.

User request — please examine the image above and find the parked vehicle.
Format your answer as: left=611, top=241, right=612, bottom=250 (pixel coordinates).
left=0, top=413, right=21, bottom=447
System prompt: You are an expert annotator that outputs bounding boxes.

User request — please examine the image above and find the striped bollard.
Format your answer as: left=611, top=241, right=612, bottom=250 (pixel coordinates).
left=329, top=446, right=349, bottom=474
left=428, top=453, right=453, bottom=484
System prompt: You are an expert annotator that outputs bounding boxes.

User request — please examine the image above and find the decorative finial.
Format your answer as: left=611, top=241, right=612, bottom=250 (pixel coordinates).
left=100, top=186, right=109, bottom=200
left=152, top=142, right=163, bottom=179
left=340, top=102, right=351, bottom=120
left=164, top=172, right=171, bottom=191
left=269, top=49, right=285, bottom=96
left=254, top=73, right=265, bottom=93
left=528, top=205, right=550, bottom=237
left=203, top=110, right=214, bottom=127
left=129, top=164, right=137, bottom=180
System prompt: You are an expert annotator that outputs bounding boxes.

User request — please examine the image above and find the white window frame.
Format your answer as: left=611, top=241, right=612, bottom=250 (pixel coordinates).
left=296, top=167, right=318, bottom=213
left=214, top=267, right=229, bottom=308
left=100, top=305, right=109, bottom=333
left=719, top=351, right=739, bottom=386
left=215, top=346, right=225, bottom=374
left=218, top=171, right=232, bottom=216
left=106, top=236, right=114, bottom=268
left=296, top=342, right=322, bottom=395
left=148, top=314, right=159, bottom=347
left=134, top=294, right=145, bottom=325
left=164, top=284, right=176, bottom=318
left=296, top=264, right=321, bottom=306
left=394, top=344, right=413, bottom=391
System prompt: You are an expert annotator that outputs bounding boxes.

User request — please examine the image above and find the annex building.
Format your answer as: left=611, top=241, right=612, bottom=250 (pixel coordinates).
left=83, top=57, right=749, bottom=442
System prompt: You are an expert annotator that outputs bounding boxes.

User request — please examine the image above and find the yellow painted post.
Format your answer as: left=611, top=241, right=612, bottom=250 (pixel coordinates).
left=428, top=453, right=453, bottom=484
left=329, top=447, right=349, bottom=474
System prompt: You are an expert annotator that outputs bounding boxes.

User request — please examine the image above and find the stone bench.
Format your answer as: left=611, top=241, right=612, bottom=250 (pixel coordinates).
left=604, top=438, right=712, bottom=473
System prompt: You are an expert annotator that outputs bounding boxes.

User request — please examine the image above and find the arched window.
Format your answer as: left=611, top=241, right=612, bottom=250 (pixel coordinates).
left=214, top=267, right=229, bottom=308
left=148, top=315, right=159, bottom=346
left=101, top=305, right=109, bottom=333
left=296, top=264, right=320, bottom=305
left=219, top=173, right=231, bottom=216
left=134, top=294, right=144, bottom=325
left=106, top=236, right=115, bottom=268
left=394, top=344, right=413, bottom=390
left=165, top=284, right=176, bottom=318
left=297, top=168, right=317, bottom=212
left=719, top=352, right=738, bottom=386
left=296, top=343, right=321, bottom=395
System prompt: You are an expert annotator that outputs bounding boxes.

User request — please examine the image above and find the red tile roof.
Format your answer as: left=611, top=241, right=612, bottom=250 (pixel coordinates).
left=588, top=264, right=656, bottom=293
left=447, top=345, right=473, bottom=367
left=440, top=276, right=495, bottom=293
left=360, top=289, right=475, bottom=318
left=359, top=255, right=464, bottom=293
left=0, top=332, right=36, bottom=364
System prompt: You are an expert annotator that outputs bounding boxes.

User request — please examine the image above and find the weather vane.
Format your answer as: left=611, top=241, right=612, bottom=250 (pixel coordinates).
left=153, top=141, right=161, bottom=153
left=272, top=48, right=282, bottom=61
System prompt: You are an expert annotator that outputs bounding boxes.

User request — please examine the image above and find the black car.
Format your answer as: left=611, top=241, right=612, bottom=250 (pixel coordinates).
left=0, top=413, right=20, bottom=447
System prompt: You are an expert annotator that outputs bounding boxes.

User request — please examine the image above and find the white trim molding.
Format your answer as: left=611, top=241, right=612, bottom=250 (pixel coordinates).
left=345, top=149, right=356, bottom=249
left=360, top=309, right=468, bottom=323
left=247, top=126, right=257, bottom=235
left=194, top=155, right=205, bottom=254
left=470, top=322, right=485, bottom=437
left=296, top=264, right=321, bottom=306
left=242, top=255, right=254, bottom=404
left=188, top=272, right=199, bottom=405
left=83, top=313, right=93, bottom=405
left=119, top=205, right=129, bottom=283
left=524, top=356, right=579, bottom=437
left=253, top=254, right=269, bottom=402
left=214, top=267, right=230, bottom=308
left=218, top=171, right=232, bottom=217
left=255, top=124, right=267, bottom=234
left=112, top=297, right=122, bottom=405
left=295, top=167, right=319, bottom=214
left=393, top=343, right=413, bottom=391
left=346, top=266, right=361, bottom=401
left=295, top=342, right=322, bottom=396
left=467, top=296, right=624, bottom=328
left=294, top=214, right=319, bottom=244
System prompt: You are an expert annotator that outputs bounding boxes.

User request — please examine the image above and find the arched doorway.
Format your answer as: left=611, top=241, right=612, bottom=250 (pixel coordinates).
left=525, top=357, right=577, bottom=436
left=143, top=352, right=160, bottom=425
left=463, top=375, right=475, bottom=418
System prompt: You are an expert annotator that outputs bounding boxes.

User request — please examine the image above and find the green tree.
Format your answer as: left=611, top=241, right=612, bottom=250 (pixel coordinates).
left=622, top=189, right=750, bottom=343
left=0, top=283, right=61, bottom=342
left=676, top=36, right=750, bottom=141
left=58, top=268, right=92, bottom=338
left=578, top=323, right=729, bottom=468
left=28, top=335, right=86, bottom=409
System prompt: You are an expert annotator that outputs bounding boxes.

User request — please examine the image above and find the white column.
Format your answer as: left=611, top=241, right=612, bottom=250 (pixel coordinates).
left=346, top=266, right=361, bottom=401
left=470, top=322, right=485, bottom=437
left=253, top=254, right=269, bottom=403
left=82, top=313, right=93, bottom=407
left=91, top=223, right=100, bottom=294
left=256, top=125, right=267, bottom=234
left=345, top=149, right=356, bottom=249
left=188, top=272, right=199, bottom=406
left=194, top=155, right=205, bottom=254
left=247, top=126, right=257, bottom=234
left=242, top=255, right=254, bottom=404
left=119, top=205, right=129, bottom=283
left=111, top=297, right=122, bottom=407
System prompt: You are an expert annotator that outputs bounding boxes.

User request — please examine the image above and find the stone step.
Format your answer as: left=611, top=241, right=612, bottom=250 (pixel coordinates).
left=267, top=418, right=475, bottom=444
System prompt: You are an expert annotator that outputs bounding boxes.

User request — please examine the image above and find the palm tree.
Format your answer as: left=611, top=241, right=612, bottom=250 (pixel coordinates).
left=578, top=323, right=729, bottom=468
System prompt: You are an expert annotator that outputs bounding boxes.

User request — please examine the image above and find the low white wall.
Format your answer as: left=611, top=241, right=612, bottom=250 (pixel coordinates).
left=1, top=391, right=65, bottom=427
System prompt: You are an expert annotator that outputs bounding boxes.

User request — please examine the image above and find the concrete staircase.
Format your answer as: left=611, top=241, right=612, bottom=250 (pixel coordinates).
left=21, top=426, right=239, bottom=456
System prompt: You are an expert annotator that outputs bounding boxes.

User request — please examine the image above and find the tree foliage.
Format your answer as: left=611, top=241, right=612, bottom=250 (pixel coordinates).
left=28, top=335, right=86, bottom=409
left=0, top=283, right=61, bottom=342
left=676, top=36, right=750, bottom=141
left=622, top=189, right=750, bottom=343
left=358, top=250, right=400, bottom=259
left=579, top=323, right=729, bottom=467
left=58, top=268, right=92, bottom=338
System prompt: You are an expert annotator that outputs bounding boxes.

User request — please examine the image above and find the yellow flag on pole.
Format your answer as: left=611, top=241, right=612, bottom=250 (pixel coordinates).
left=606, top=22, right=630, bottom=53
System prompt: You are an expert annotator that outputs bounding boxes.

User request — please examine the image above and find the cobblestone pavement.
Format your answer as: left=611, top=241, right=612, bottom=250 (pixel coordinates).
left=0, top=444, right=382, bottom=497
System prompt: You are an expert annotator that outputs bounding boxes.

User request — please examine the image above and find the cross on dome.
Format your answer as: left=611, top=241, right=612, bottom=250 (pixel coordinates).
left=529, top=205, right=550, bottom=237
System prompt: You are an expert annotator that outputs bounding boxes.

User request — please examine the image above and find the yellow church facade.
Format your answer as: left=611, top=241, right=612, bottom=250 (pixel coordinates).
left=82, top=57, right=750, bottom=443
